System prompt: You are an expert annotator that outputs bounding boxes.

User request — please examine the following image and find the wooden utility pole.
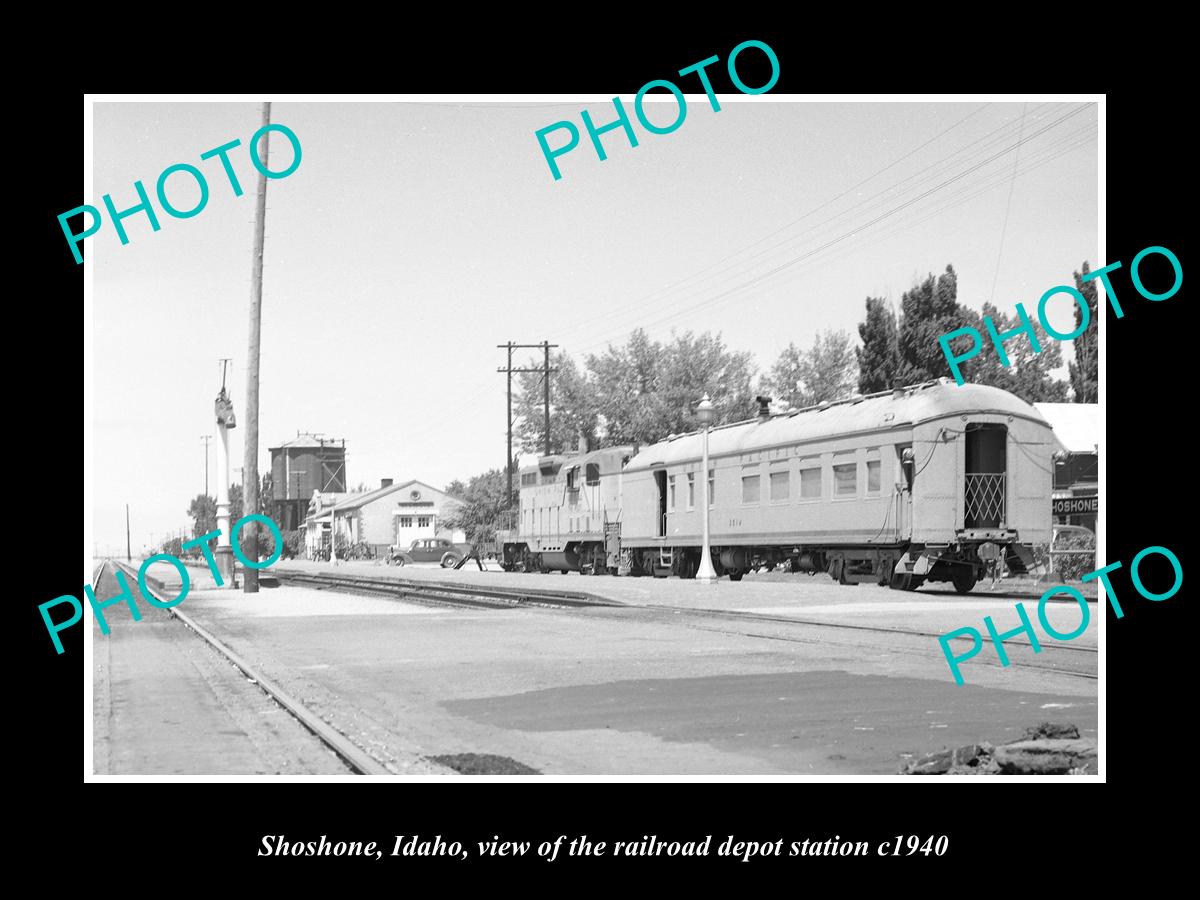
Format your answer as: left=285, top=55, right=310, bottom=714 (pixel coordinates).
left=497, top=341, right=558, bottom=502
left=543, top=340, right=551, bottom=457
left=243, top=101, right=270, bottom=593
left=125, top=504, right=131, bottom=562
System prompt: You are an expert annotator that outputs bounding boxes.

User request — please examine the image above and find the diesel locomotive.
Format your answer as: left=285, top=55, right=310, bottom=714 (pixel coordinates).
left=498, top=379, right=1055, bottom=592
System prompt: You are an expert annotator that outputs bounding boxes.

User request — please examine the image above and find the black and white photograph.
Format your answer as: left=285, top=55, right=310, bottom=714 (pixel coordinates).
left=76, top=90, right=1108, bottom=784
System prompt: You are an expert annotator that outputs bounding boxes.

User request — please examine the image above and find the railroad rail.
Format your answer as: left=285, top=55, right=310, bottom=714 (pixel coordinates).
left=108, top=559, right=392, bottom=776
left=273, top=568, right=624, bottom=611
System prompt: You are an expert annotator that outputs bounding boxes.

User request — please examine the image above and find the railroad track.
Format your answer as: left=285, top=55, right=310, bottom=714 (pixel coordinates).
left=273, top=569, right=624, bottom=611
left=273, top=569, right=1097, bottom=681
left=108, top=559, right=392, bottom=775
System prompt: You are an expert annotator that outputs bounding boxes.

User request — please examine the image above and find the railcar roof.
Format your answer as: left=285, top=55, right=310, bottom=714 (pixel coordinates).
left=625, top=381, right=1049, bottom=471
left=518, top=444, right=636, bottom=475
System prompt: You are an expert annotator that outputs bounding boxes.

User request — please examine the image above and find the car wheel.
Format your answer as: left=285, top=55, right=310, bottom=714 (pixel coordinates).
left=440, top=553, right=460, bottom=568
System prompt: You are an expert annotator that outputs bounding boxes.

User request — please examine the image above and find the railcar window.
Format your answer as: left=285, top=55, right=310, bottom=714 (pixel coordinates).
left=800, top=467, right=821, bottom=499
left=708, top=468, right=715, bottom=507
left=687, top=473, right=695, bottom=510
left=867, top=460, right=881, bottom=493
left=668, top=475, right=676, bottom=512
left=742, top=469, right=761, bottom=504
left=586, top=463, right=600, bottom=486
left=834, top=463, right=857, bottom=497
left=770, top=470, right=789, bottom=501
left=521, top=472, right=537, bottom=486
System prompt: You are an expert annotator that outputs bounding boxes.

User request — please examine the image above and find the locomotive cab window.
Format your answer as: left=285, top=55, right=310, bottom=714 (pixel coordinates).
left=585, top=463, right=600, bottom=486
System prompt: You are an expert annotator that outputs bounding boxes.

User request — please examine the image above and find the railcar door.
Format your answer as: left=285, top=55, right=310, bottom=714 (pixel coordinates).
left=896, top=444, right=914, bottom=540
left=965, top=424, right=1007, bottom=528
left=654, top=470, right=667, bottom=537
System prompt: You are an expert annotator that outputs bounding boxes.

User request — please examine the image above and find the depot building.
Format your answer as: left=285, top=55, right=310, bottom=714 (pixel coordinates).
left=303, top=479, right=464, bottom=558
left=1035, top=402, right=1098, bottom=533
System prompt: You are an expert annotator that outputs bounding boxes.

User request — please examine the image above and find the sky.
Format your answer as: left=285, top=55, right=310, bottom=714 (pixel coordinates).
left=90, top=98, right=1098, bottom=555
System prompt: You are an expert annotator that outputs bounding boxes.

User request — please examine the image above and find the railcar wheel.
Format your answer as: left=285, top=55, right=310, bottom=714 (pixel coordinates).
left=728, top=570, right=744, bottom=582
left=952, top=571, right=978, bottom=594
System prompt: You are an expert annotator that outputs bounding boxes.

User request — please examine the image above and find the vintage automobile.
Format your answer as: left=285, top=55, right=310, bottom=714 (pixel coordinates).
left=386, top=537, right=475, bottom=568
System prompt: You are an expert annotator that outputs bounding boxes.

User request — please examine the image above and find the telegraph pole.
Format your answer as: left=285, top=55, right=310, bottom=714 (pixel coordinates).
left=497, top=341, right=558, bottom=502
left=243, top=101, right=270, bottom=593
left=543, top=341, right=551, bottom=457
left=200, top=434, right=212, bottom=497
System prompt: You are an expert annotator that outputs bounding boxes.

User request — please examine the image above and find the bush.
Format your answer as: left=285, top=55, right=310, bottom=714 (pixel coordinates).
left=1032, top=530, right=1096, bottom=581
left=282, top=529, right=305, bottom=560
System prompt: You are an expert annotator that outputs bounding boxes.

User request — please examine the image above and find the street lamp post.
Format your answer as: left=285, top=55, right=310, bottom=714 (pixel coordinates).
left=695, top=394, right=717, bottom=584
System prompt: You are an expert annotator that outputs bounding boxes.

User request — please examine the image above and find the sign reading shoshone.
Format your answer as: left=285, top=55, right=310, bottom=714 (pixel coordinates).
left=41, top=515, right=284, bottom=654
left=1052, top=496, right=1098, bottom=515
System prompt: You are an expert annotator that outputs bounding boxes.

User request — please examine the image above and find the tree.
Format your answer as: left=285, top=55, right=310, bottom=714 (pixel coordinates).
left=586, top=329, right=755, bottom=446
left=856, top=297, right=900, bottom=393
left=891, top=264, right=1070, bottom=404
left=187, top=494, right=216, bottom=539
left=515, top=352, right=599, bottom=455
left=897, top=265, right=964, bottom=385
left=955, top=303, right=1069, bottom=403
left=1068, top=261, right=1099, bottom=402
left=440, top=468, right=510, bottom=543
left=765, top=330, right=859, bottom=409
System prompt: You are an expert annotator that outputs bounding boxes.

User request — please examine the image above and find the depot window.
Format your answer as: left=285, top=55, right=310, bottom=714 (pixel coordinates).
left=834, top=462, right=857, bottom=497
left=417, top=516, right=432, bottom=528
left=742, top=467, right=761, bottom=504
left=399, top=516, right=413, bottom=528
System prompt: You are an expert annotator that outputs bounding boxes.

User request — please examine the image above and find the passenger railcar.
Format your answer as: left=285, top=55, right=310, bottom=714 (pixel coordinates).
left=500, top=380, right=1055, bottom=592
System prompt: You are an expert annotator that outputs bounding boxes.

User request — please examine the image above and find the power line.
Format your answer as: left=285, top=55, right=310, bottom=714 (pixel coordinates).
left=548, top=103, right=1000, bottom=345
left=572, top=104, right=1091, bottom=353
left=989, top=103, right=1028, bottom=304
